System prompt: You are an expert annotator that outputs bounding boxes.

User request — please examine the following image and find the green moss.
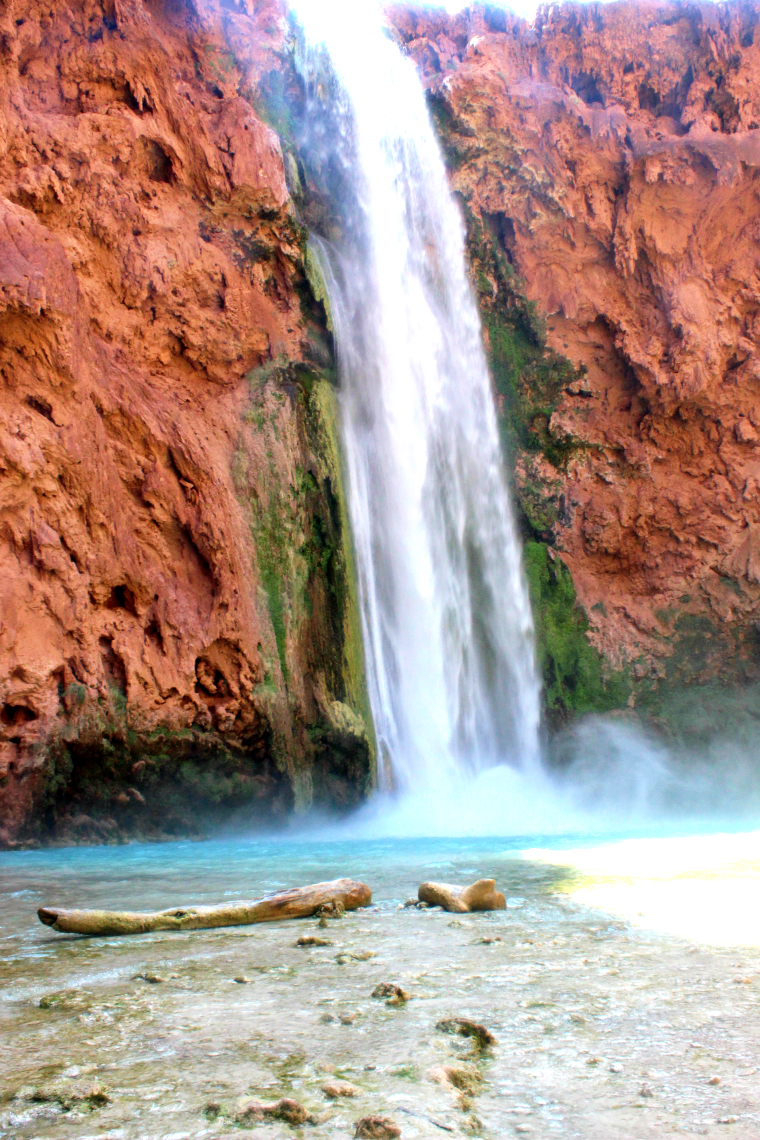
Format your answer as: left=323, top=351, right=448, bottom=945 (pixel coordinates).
left=523, top=542, right=631, bottom=723
left=235, top=347, right=375, bottom=786
left=251, top=67, right=297, bottom=144
left=38, top=739, right=74, bottom=815
left=306, top=378, right=376, bottom=767
left=464, top=209, right=585, bottom=472
left=250, top=484, right=291, bottom=684
left=304, top=245, right=334, bottom=333
left=518, top=475, right=562, bottom=537
left=64, top=682, right=86, bottom=707
left=427, top=93, right=478, bottom=172
left=37, top=719, right=287, bottom=834
left=202, top=43, right=237, bottom=83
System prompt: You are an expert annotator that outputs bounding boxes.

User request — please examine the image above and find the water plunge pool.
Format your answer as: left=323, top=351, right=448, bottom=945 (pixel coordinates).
left=2, top=832, right=759, bottom=1139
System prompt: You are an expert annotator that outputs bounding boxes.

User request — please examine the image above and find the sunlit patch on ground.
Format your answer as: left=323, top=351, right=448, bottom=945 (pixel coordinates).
left=526, top=831, right=760, bottom=947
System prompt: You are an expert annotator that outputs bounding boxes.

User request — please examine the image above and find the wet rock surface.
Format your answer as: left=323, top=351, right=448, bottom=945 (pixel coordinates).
left=354, top=1115, right=402, bottom=1138
left=372, top=982, right=411, bottom=1006
left=436, top=1017, right=497, bottom=1050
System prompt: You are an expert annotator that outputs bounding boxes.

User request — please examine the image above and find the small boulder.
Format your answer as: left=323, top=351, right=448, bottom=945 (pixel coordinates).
left=322, top=1080, right=359, bottom=1098
left=236, top=1097, right=317, bottom=1126
left=436, top=1017, right=496, bottom=1048
left=270, top=1098, right=318, bottom=1125
left=429, top=1064, right=483, bottom=1095
left=355, top=1115, right=401, bottom=1139
left=236, top=1098, right=266, bottom=1122
left=297, top=935, right=333, bottom=947
left=418, top=879, right=506, bottom=913
left=372, top=982, right=410, bottom=1006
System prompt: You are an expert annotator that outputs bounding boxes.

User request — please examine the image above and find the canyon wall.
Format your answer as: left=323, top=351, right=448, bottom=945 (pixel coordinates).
left=4, top=0, right=760, bottom=844
left=392, top=0, right=760, bottom=731
left=0, top=0, right=373, bottom=846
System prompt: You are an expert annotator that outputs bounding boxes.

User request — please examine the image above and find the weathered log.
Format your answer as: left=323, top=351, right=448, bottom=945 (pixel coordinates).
left=418, top=878, right=506, bottom=913
left=37, top=878, right=372, bottom=937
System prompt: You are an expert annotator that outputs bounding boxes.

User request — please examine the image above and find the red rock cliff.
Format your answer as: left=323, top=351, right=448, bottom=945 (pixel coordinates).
left=393, top=0, right=760, bottom=719
left=5, top=0, right=760, bottom=845
left=0, top=0, right=371, bottom=846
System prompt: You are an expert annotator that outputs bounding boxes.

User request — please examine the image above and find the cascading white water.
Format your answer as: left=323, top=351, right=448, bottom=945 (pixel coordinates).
left=293, top=0, right=541, bottom=794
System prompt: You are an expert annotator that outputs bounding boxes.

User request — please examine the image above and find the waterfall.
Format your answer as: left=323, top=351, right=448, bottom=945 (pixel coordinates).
left=292, top=0, right=541, bottom=795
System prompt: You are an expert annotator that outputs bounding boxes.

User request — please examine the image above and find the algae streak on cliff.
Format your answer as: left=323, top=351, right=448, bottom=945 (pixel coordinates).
left=290, top=0, right=541, bottom=795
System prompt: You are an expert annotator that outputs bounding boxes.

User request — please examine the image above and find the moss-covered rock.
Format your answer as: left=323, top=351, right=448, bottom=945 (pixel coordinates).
left=462, top=205, right=586, bottom=482
left=424, top=100, right=632, bottom=723
left=458, top=206, right=630, bottom=722
left=232, top=293, right=375, bottom=810
left=523, top=542, right=631, bottom=726
left=33, top=711, right=290, bottom=846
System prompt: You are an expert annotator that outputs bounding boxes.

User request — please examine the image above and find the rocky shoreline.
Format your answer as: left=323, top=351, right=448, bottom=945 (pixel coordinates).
left=3, top=842, right=759, bottom=1138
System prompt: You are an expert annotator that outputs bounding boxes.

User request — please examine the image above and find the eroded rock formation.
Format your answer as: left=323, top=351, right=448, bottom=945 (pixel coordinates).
left=392, top=0, right=760, bottom=724
left=0, top=0, right=372, bottom=845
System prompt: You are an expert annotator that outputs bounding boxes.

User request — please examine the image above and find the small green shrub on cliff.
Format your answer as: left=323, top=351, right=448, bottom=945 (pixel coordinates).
left=39, top=740, right=74, bottom=815
left=524, top=542, right=630, bottom=723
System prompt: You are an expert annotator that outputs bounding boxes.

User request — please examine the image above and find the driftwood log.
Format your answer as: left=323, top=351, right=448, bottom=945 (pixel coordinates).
left=418, top=878, right=505, bottom=913
left=37, top=878, right=372, bottom=937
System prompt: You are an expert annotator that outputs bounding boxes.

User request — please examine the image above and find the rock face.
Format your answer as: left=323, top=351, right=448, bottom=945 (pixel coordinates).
left=6, top=0, right=760, bottom=844
left=393, top=0, right=760, bottom=725
left=0, top=0, right=372, bottom=845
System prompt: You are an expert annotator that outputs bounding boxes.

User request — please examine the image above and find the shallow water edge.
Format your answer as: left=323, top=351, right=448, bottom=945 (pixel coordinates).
left=2, top=833, right=759, bottom=1140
